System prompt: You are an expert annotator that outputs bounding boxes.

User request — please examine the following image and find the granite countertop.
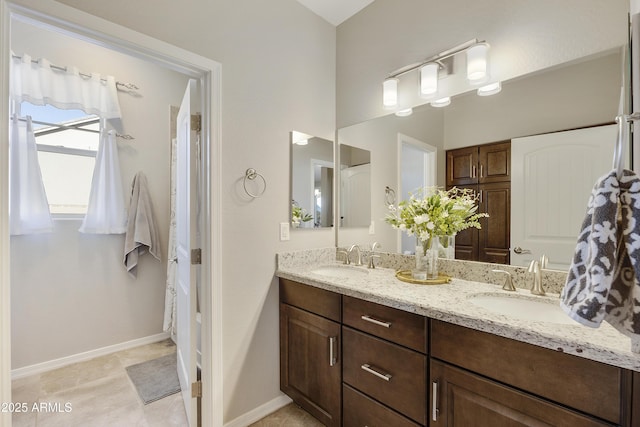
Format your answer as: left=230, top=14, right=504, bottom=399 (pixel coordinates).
left=276, top=248, right=640, bottom=372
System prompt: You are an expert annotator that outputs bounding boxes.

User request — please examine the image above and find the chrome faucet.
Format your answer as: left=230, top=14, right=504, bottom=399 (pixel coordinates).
left=348, top=244, right=363, bottom=266
left=528, top=254, right=547, bottom=296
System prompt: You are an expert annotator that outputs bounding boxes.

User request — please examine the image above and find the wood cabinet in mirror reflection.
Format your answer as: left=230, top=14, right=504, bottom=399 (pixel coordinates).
left=447, top=141, right=510, bottom=264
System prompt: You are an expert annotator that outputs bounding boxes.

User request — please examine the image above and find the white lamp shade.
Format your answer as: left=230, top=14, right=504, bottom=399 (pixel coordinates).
left=477, top=81, right=502, bottom=96
left=466, top=44, right=488, bottom=82
left=395, top=108, right=413, bottom=117
left=430, top=97, right=451, bottom=108
left=383, top=78, right=398, bottom=108
left=420, top=63, right=438, bottom=96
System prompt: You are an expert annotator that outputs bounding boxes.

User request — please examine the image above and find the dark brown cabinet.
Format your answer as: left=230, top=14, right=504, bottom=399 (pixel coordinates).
left=279, top=279, right=639, bottom=426
left=431, top=320, right=632, bottom=426
left=430, top=360, right=613, bottom=427
left=280, top=279, right=342, bottom=426
left=446, top=141, right=511, bottom=263
left=446, top=141, right=510, bottom=187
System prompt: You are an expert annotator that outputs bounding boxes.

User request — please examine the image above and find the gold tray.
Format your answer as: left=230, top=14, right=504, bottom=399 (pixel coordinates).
left=395, top=270, right=451, bottom=285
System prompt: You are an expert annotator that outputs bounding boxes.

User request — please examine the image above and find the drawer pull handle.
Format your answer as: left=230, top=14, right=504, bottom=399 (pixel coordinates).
left=329, top=336, right=337, bottom=367
left=432, top=380, right=439, bottom=421
left=361, top=363, right=392, bottom=381
left=361, top=315, right=392, bottom=328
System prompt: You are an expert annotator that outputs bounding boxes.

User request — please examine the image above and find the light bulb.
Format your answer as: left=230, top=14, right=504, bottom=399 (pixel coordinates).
left=383, top=78, right=398, bottom=108
left=420, top=63, right=438, bottom=96
left=467, top=44, right=488, bottom=82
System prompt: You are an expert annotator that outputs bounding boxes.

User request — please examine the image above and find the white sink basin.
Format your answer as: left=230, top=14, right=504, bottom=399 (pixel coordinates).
left=468, top=293, right=579, bottom=325
left=310, top=265, right=369, bottom=279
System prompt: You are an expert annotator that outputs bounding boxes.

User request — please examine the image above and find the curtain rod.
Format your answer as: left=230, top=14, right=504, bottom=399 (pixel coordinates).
left=11, top=53, right=140, bottom=92
left=16, top=117, right=134, bottom=140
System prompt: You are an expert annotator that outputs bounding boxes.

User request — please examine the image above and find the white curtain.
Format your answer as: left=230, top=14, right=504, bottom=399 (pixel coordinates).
left=79, top=127, right=127, bottom=234
left=10, top=53, right=121, bottom=119
left=9, top=115, right=53, bottom=235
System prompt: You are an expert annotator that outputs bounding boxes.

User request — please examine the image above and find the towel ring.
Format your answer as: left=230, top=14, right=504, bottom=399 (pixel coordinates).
left=385, top=186, right=396, bottom=206
left=243, top=168, right=266, bottom=198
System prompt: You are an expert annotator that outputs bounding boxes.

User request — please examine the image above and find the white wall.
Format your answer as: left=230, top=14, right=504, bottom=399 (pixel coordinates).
left=337, top=0, right=628, bottom=128
left=10, top=20, right=190, bottom=368
left=444, top=50, right=623, bottom=149
left=46, top=0, right=337, bottom=423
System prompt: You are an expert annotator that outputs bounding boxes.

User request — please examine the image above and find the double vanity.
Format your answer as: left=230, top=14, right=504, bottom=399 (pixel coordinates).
left=276, top=248, right=640, bottom=426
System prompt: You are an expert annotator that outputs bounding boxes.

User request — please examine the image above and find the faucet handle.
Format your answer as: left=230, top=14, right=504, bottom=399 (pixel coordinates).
left=336, top=249, right=349, bottom=265
left=367, top=254, right=381, bottom=269
left=492, top=269, right=516, bottom=292
left=539, top=254, right=548, bottom=269
left=371, top=242, right=381, bottom=251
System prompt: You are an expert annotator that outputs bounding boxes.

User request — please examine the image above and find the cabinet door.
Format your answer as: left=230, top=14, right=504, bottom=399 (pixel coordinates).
left=280, top=304, right=341, bottom=427
left=478, top=182, right=510, bottom=264
left=446, top=147, right=478, bottom=186
left=478, top=141, right=510, bottom=183
left=430, top=360, right=613, bottom=427
left=453, top=184, right=479, bottom=260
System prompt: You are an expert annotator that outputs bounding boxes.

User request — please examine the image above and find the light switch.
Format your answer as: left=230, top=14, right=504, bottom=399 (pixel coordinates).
left=280, top=222, right=290, bottom=241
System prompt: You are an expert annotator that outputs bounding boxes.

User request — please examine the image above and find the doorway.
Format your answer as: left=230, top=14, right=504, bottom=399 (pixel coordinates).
left=0, top=1, right=222, bottom=426
left=397, top=133, right=437, bottom=254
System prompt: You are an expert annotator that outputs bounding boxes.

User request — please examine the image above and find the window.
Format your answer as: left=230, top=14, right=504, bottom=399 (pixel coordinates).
left=21, top=102, right=99, bottom=215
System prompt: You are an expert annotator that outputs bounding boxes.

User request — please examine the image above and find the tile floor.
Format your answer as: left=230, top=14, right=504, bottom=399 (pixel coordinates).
left=11, top=339, right=320, bottom=427
left=249, top=404, right=324, bottom=427
left=11, top=339, right=187, bottom=427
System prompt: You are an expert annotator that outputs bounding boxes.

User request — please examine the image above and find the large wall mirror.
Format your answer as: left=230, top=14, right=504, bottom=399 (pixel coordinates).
left=336, top=45, right=628, bottom=270
left=290, top=131, right=334, bottom=229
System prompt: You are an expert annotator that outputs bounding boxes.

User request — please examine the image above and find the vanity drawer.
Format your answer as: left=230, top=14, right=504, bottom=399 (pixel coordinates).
left=280, top=278, right=341, bottom=322
left=343, top=326, right=426, bottom=425
left=343, top=295, right=427, bottom=353
left=343, top=384, right=421, bottom=427
left=431, top=320, right=630, bottom=424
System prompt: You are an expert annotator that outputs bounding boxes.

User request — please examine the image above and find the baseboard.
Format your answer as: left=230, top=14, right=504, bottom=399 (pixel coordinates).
left=11, top=332, right=170, bottom=380
left=224, top=394, right=292, bottom=427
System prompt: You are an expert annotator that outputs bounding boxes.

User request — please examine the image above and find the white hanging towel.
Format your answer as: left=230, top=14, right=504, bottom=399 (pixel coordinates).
left=9, top=115, right=53, bottom=235
left=561, top=169, right=640, bottom=352
left=79, top=129, right=127, bottom=234
left=124, top=172, right=161, bottom=278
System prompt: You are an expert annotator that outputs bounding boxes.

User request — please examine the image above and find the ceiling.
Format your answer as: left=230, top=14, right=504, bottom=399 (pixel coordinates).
left=295, top=0, right=375, bottom=26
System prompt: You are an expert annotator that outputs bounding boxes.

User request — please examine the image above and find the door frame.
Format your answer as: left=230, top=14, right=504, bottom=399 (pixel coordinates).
left=0, top=1, right=223, bottom=426
left=396, top=133, right=437, bottom=253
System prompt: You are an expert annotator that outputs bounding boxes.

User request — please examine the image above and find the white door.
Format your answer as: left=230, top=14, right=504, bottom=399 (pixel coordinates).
left=341, top=163, right=371, bottom=227
left=511, top=125, right=617, bottom=270
left=176, top=79, right=199, bottom=425
left=398, top=134, right=437, bottom=254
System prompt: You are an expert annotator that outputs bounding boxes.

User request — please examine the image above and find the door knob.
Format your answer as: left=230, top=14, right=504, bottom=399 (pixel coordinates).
left=513, top=247, right=532, bottom=255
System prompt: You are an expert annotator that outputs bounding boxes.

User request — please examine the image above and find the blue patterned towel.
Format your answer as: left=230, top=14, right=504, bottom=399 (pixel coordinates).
left=561, top=169, right=640, bottom=352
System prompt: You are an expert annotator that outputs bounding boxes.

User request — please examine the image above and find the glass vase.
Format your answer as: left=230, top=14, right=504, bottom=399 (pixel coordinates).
left=437, top=234, right=455, bottom=259
left=413, top=237, right=439, bottom=280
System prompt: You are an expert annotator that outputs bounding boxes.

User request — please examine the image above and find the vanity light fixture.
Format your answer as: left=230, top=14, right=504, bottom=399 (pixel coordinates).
left=420, top=62, right=439, bottom=96
left=477, top=81, right=502, bottom=96
left=383, top=78, right=398, bottom=108
left=395, top=108, right=413, bottom=117
left=382, top=39, right=498, bottom=110
left=430, top=97, right=451, bottom=108
left=291, top=130, right=311, bottom=145
left=466, top=43, right=489, bottom=82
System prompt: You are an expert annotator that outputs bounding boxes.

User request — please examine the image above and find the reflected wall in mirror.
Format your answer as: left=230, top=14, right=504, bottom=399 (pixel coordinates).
left=339, top=144, right=371, bottom=228
left=336, top=48, right=626, bottom=271
left=290, top=131, right=334, bottom=229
